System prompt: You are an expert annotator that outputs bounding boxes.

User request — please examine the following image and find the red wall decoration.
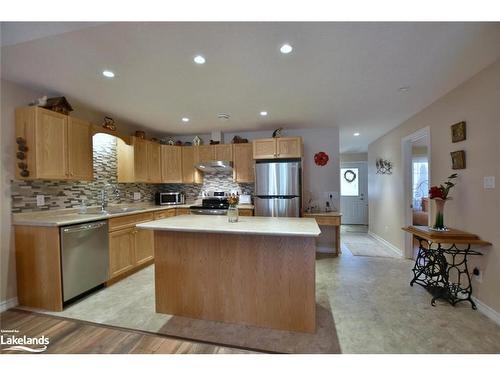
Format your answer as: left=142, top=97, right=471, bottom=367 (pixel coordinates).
left=314, top=151, right=329, bottom=166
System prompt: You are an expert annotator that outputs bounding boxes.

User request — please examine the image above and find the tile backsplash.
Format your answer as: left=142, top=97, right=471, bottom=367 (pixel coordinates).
left=11, top=133, right=253, bottom=213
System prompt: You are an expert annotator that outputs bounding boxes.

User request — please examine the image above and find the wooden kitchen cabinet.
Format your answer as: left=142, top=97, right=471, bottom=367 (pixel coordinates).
left=214, top=144, right=233, bottom=161
left=175, top=207, right=191, bottom=216
left=147, top=141, right=162, bottom=183
left=132, top=137, right=149, bottom=182
left=15, top=107, right=93, bottom=180
left=154, top=209, right=176, bottom=220
left=108, top=212, right=155, bottom=282
left=161, top=145, right=182, bottom=183
left=233, top=143, right=254, bottom=182
left=67, top=117, right=93, bottom=180
left=134, top=228, right=154, bottom=265
left=109, top=227, right=136, bottom=279
left=194, top=145, right=214, bottom=163
left=253, top=137, right=302, bottom=159
left=181, top=146, right=202, bottom=184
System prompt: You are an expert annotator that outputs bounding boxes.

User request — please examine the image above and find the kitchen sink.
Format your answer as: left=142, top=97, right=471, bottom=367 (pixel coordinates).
left=79, top=207, right=141, bottom=215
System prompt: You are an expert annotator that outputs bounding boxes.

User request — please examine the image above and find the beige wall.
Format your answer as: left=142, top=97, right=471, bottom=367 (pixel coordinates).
left=341, top=152, right=368, bottom=163
left=368, top=59, right=500, bottom=313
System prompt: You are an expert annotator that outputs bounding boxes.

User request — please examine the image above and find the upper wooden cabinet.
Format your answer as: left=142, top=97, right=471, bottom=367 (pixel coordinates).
left=132, top=137, right=149, bottom=182
left=253, top=137, right=302, bottom=159
left=161, top=145, right=182, bottom=183
left=194, top=145, right=214, bottom=163
left=147, top=141, right=161, bottom=183
left=233, top=143, right=254, bottom=183
left=181, top=146, right=202, bottom=184
left=15, top=107, right=93, bottom=180
left=214, top=144, right=233, bottom=161
left=67, top=117, right=93, bottom=180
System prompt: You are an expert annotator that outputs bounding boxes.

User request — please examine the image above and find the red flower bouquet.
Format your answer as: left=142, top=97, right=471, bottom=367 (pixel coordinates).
left=428, top=173, right=458, bottom=230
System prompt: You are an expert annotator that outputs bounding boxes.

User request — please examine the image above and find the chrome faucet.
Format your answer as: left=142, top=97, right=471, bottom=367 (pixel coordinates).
left=100, top=184, right=120, bottom=213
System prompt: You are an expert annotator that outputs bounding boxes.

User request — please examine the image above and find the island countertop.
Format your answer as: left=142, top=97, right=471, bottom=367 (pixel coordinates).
left=137, top=215, right=321, bottom=237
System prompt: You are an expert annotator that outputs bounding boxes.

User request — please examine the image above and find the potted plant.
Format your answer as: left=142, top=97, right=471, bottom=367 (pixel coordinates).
left=428, top=173, right=458, bottom=231
left=227, top=194, right=239, bottom=223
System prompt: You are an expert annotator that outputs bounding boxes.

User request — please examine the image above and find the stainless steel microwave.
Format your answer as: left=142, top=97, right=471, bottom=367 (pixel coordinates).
left=155, top=192, right=185, bottom=206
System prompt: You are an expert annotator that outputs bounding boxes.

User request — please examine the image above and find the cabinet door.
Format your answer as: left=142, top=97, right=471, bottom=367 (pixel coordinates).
left=253, top=139, right=276, bottom=159
left=239, top=208, right=254, bottom=216
left=276, top=137, right=302, bottom=158
left=181, top=146, right=195, bottom=183
left=134, top=229, right=154, bottom=265
left=116, top=139, right=135, bottom=183
left=35, top=109, right=68, bottom=179
left=214, top=144, right=233, bottom=161
left=109, top=228, right=135, bottom=279
left=154, top=209, right=176, bottom=220
left=67, top=118, right=93, bottom=180
left=195, top=145, right=214, bottom=163
left=161, top=145, right=182, bottom=183
left=233, top=143, right=254, bottom=182
left=133, top=137, right=149, bottom=182
left=147, top=141, right=161, bottom=183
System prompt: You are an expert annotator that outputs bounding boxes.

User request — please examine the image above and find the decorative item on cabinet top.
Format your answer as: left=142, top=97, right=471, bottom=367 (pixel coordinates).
left=232, top=135, right=249, bottom=143
left=40, top=96, right=74, bottom=115
left=376, top=158, right=393, bottom=175
left=272, top=128, right=283, bottom=138
left=102, top=116, right=117, bottom=131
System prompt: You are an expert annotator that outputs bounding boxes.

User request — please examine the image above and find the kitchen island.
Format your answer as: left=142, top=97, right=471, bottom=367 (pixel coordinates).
left=137, top=215, right=321, bottom=333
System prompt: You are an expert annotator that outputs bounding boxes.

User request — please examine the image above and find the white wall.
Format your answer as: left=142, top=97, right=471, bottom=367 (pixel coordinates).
left=368, top=59, right=500, bottom=314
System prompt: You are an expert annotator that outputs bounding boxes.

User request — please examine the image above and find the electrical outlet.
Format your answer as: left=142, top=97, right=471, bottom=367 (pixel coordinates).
left=36, top=195, right=45, bottom=207
left=133, top=192, right=141, bottom=201
left=484, top=176, right=495, bottom=189
left=473, top=267, right=483, bottom=283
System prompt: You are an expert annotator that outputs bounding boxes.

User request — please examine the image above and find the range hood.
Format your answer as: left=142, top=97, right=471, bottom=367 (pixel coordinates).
left=195, top=160, right=233, bottom=173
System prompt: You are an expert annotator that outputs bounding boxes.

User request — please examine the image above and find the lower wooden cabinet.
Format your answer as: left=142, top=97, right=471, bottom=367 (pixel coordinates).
left=109, top=227, right=136, bottom=279
left=175, top=207, right=191, bottom=216
left=108, top=212, right=155, bottom=281
left=134, top=228, right=154, bottom=265
left=239, top=208, right=254, bottom=216
left=154, top=209, right=176, bottom=220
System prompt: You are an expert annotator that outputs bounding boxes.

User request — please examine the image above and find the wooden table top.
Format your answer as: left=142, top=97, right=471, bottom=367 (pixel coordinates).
left=402, top=226, right=492, bottom=246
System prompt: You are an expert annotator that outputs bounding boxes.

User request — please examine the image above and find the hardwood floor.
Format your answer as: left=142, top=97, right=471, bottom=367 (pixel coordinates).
left=0, top=310, right=257, bottom=354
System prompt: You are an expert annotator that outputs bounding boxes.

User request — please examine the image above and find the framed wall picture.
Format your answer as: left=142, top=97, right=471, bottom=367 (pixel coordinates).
left=451, top=150, right=466, bottom=170
left=451, top=121, right=466, bottom=143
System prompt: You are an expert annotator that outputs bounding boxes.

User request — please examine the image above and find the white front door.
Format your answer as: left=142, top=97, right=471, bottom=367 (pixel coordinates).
left=340, top=161, right=368, bottom=225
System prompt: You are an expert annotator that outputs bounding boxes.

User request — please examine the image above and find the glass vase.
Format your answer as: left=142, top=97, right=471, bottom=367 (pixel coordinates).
left=227, top=206, right=239, bottom=223
left=432, top=198, right=447, bottom=230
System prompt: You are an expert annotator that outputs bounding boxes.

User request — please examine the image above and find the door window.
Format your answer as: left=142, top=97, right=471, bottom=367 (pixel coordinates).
left=341, top=168, right=359, bottom=196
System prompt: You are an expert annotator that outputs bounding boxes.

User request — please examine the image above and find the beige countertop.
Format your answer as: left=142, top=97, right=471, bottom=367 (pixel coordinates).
left=137, top=215, right=321, bottom=237
left=12, top=202, right=255, bottom=227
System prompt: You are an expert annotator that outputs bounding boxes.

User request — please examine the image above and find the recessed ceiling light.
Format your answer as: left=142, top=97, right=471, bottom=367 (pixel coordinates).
left=193, top=55, right=206, bottom=64
left=280, top=44, right=293, bottom=54
left=181, top=117, right=190, bottom=123
left=260, top=111, right=268, bottom=116
left=102, top=70, right=115, bottom=78
left=398, top=86, right=410, bottom=92
left=353, top=132, right=360, bottom=136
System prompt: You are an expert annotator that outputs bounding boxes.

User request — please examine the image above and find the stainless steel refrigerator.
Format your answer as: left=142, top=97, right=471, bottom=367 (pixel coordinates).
left=254, top=159, right=301, bottom=217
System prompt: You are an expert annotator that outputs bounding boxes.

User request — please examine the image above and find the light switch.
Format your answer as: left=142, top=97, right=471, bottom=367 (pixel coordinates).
left=36, top=195, right=45, bottom=206
left=484, top=176, right=495, bottom=189
left=133, top=192, right=141, bottom=200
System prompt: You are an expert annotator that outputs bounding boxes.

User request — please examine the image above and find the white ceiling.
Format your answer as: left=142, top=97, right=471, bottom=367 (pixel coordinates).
left=1, top=22, right=499, bottom=152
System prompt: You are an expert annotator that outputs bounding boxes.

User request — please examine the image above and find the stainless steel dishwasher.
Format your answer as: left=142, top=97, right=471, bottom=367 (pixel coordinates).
left=60, top=220, right=109, bottom=302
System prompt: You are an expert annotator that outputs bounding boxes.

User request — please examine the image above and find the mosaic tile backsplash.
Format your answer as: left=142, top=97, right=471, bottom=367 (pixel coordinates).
left=11, top=134, right=253, bottom=213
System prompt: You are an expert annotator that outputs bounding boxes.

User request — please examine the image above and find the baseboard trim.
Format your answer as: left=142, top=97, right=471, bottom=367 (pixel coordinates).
left=368, top=231, right=403, bottom=257
left=472, top=297, right=500, bottom=326
left=0, top=297, right=19, bottom=313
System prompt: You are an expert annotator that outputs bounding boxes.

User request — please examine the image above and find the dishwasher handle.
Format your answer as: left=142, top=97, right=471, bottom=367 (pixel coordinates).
left=62, top=222, right=107, bottom=233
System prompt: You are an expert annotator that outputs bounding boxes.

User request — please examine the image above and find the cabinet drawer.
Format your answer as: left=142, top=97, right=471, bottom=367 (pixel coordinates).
left=109, top=212, right=154, bottom=231
left=154, top=209, right=176, bottom=220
